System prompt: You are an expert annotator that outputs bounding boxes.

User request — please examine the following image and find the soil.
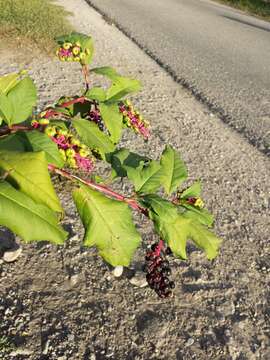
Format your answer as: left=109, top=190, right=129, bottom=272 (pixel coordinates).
left=0, top=0, right=269, bottom=359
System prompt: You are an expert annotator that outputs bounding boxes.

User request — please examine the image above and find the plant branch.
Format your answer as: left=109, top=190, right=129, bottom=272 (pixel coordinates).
left=82, top=65, right=90, bottom=90
left=48, top=164, right=148, bottom=215
left=0, top=125, right=34, bottom=137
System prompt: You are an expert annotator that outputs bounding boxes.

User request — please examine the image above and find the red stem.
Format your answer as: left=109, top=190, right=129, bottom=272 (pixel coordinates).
left=48, top=164, right=148, bottom=215
left=0, top=125, right=34, bottom=136
left=59, top=96, right=86, bottom=108
left=154, top=239, right=165, bottom=257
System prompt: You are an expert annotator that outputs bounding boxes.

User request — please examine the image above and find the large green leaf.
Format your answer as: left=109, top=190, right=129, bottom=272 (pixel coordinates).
left=125, top=160, right=163, bottom=194
left=106, top=148, right=148, bottom=179
left=99, top=103, right=123, bottom=143
left=85, top=87, right=106, bottom=102
left=180, top=203, right=214, bottom=227
left=142, top=194, right=221, bottom=260
left=91, top=66, right=141, bottom=102
left=0, top=150, right=62, bottom=213
left=73, top=185, right=141, bottom=266
left=0, top=131, right=63, bottom=167
left=73, top=118, right=115, bottom=159
left=106, top=76, right=141, bottom=102
left=180, top=181, right=201, bottom=199
left=0, top=133, right=26, bottom=152
left=0, top=72, right=20, bottom=94
left=7, top=77, right=37, bottom=125
left=160, top=145, right=188, bottom=194
left=0, top=181, right=67, bottom=244
left=18, top=131, right=64, bottom=167
left=91, top=66, right=121, bottom=82
left=0, top=93, right=13, bottom=124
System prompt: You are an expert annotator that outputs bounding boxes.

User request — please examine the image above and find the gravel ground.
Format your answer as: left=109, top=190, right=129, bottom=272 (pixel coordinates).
left=0, top=0, right=269, bottom=359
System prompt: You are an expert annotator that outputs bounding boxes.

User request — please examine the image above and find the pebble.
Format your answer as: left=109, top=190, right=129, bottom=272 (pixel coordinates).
left=129, top=272, right=148, bottom=288
left=185, top=338, right=195, bottom=347
left=10, top=349, right=33, bottom=356
left=113, top=265, right=124, bottom=277
left=3, top=245, right=22, bottom=263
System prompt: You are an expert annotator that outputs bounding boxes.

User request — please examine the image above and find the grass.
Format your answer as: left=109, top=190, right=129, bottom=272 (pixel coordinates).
left=0, top=335, right=14, bottom=354
left=215, top=0, right=270, bottom=20
left=0, top=0, right=73, bottom=54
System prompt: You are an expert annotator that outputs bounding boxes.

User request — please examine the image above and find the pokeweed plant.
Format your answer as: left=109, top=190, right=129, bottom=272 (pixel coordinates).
left=0, top=32, right=222, bottom=298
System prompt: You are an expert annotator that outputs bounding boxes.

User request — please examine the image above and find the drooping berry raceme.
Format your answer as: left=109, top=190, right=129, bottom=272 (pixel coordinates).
left=143, top=240, right=175, bottom=298
left=119, top=100, right=150, bottom=140
left=56, top=41, right=90, bottom=63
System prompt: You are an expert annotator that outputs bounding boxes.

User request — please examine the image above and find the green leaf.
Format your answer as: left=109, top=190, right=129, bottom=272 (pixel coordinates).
left=0, top=72, right=20, bottom=94
left=160, top=145, right=188, bottom=194
left=182, top=203, right=214, bottom=227
left=73, top=118, right=115, bottom=159
left=106, top=76, right=141, bottom=102
left=0, top=150, right=62, bottom=213
left=7, top=77, right=37, bottom=125
left=142, top=194, right=221, bottom=260
left=106, top=148, right=148, bottom=179
left=125, top=160, right=163, bottom=194
left=91, top=66, right=121, bottom=82
left=99, top=103, right=123, bottom=143
left=85, top=87, right=106, bottom=102
left=0, top=93, right=13, bottom=124
left=0, top=133, right=26, bottom=152
left=0, top=181, right=67, bottom=244
left=180, top=181, right=201, bottom=199
left=91, top=66, right=142, bottom=102
left=17, top=131, right=64, bottom=168
left=73, top=185, right=141, bottom=266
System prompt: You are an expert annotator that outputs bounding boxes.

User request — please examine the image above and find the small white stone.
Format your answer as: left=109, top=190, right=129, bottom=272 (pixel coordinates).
left=113, top=266, right=124, bottom=277
left=3, top=246, right=22, bottom=263
left=129, top=273, right=148, bottom=288
left=185, top=338, right=195, bottom=347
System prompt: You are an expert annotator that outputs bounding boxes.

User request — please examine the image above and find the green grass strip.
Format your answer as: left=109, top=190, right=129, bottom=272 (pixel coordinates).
left=215, top=0, right=270, bottom=20
left=0, top=0, right=73, bottom=53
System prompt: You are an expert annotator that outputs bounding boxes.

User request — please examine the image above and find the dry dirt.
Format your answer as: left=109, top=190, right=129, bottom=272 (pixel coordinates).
left=0, top=0, right=269, bottom=359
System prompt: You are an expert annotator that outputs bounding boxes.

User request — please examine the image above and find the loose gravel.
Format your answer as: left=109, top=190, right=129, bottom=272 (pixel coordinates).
left=0, top=0, right=269, bottom=359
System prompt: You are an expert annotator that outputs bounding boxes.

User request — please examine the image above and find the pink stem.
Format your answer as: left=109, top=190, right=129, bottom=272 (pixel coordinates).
left=48, top=164, right=148, bottom=215
left=154, top=239, right=165, bottom=257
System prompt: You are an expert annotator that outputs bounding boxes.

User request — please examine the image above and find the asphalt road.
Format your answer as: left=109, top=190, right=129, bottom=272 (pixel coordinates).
left=87, top=0, right=270, bottom=155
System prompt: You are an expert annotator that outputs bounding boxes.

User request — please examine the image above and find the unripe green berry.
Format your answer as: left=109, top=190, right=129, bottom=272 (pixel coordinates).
left=39, top=118, right=49, bottom=125
left=63, top=42, right=72, bottom=50
left=79, top=149, right=90, bottom=157
left=45, top=126, right=56, bottom=137
left=66, top=148, right=76, bottom=157
left=71, top=138, right=81, bottom=146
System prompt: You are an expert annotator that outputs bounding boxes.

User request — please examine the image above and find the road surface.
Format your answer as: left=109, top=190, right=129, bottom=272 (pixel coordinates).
left=87, top=0, right=270, bottom=155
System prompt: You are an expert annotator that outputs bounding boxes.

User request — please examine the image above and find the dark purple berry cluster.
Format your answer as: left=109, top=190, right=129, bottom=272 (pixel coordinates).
left=144, top=241, right=175, bottom=298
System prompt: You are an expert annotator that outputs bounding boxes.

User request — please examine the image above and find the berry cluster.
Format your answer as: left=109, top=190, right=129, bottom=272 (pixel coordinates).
left=144, top=241, right=175, bottom=298
left=87, top=103, right=104, bottom=131
left=31, top=121, right=94, bottom=172
left=56, top=42, right=90, bottom=63
left=186, top=197, right=204, bottom=208
left=119, top=100, right=150, bottom=140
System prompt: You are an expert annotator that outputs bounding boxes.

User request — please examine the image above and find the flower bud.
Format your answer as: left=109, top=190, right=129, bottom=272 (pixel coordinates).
left=66, top=148, right=76, bottom=157
left=63, top=42, right=72, bottom=50
left=45, top=126, right=57, bottom=137
left=58, top=149, right=66, bottom=161
left=72, top=46, right=80, bottom=55
left=79, top=148, right=90, bottom=157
